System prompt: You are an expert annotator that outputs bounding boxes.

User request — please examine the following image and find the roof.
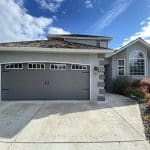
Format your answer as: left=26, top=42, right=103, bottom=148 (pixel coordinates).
left=0, top=38, right=113, bottom=54
left=47, top=34, right=112, bottom=41
left=0, top=39, right=101, bottom=49
left=108, top=37, right=150, bottom=57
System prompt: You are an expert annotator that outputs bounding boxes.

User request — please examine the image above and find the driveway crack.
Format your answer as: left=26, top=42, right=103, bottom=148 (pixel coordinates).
left=2, top=139, right=147, bottom=144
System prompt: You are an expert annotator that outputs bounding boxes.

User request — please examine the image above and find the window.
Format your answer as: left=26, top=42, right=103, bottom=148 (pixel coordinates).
left=5, top=63, right=23, bottom=69
left=28, top=63, right=45, bottom=69
left=117, top=59, right=125, bottom=76
left=71, top=64, right=87, bottom=70
left=50, top=64, right=66, bottom=70
left=97, top=41, right=107, bottom=48
left=129, top=50, right=145, bottom=75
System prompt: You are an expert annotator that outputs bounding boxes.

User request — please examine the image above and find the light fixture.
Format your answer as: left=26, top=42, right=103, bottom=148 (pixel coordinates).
left=93, top=65, right=104, bottom=74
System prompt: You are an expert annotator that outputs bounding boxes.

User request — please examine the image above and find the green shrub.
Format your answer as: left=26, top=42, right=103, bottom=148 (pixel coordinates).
left=127, top=88, right=145, bottom=98
left=111, top=76, right=131, bottom=95
left=145, top=114, right=150, bottom=122
left=144, top=93, right=150, bottom=101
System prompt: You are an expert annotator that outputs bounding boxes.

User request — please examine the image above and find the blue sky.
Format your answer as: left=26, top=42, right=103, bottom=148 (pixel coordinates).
left=0, top=0, right=150, bottom=48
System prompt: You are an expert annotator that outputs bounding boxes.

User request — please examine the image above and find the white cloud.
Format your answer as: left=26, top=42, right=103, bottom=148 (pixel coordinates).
left=35, top=0, right=64, bottom=12
left=140, top=20, right=146, bottom=25
left=0, top=0, right=70, bottom=43
left=0, top=0, right=53, bottom=42
left=48, top=27, right=70, bottom=34
left=122, top=17, right=150, bottom=46
left=85, top=0, right=93, bottom=8
left=92, top=0, right=132, bottom=32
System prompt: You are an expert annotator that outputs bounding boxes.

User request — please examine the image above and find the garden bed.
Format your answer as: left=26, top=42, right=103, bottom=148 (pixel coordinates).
left=139, top=101, right=150, bottom=142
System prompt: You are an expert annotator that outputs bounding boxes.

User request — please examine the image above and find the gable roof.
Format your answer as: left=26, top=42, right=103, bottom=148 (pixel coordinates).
left=109, top=38, right=150, bottom=57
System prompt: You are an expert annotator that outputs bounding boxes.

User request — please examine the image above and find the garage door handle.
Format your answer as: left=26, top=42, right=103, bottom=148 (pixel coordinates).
left=45, top=81, right=50, bottom=86
left=45, top=81, right=47, bottom=85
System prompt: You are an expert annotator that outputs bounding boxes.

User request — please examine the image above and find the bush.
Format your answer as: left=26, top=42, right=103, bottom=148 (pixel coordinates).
left=144, top=93, right=150, bottom=101
left=145, top=114, right=150, bottom=122
left=111, top=76, right=131, bottom=95
left=126, top=88, right=145, bottom=99
left=132, top=78, right=150, bottom=94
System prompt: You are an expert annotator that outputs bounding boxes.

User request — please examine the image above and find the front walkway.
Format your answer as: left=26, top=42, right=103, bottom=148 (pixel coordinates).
left=0, top=93, right=149, bottom=150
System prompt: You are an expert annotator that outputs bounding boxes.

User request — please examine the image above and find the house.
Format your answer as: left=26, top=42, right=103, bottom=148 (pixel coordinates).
left=105, top=38, right=150, bottom=90
left=1, top=34, right=149, bottom=101
left=0, top=34, right=112, bottom=101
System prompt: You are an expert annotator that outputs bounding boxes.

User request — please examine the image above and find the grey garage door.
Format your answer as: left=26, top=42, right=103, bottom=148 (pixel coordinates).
left=1, top=63, right=90, bottom=100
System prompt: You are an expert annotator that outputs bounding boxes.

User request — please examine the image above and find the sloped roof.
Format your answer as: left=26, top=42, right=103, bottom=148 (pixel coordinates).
left=0, top=39, right=101, bottom=49
left=108, top=37, right=150, bottom=57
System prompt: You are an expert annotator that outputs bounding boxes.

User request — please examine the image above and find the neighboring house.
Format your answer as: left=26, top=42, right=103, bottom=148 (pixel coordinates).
left=105, top=38, right=150, bottom=90
left=0, top=34, right=112, bottom=101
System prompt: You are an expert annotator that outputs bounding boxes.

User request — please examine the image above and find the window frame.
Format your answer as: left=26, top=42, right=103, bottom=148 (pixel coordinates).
left=49, top=64, right=66, bottom=70
left=27, top=63, right=45, bottom=70
left=117, top=59, right=125, bottom=76
left=5, top=63, right=23, bottom=69
left=97, top=41, right=107, bottom=48
left=71, top=64, right=88, bottom=70
left=129, top=58, right=145, bottom=75
left=129, top=50, right=145, bottom=76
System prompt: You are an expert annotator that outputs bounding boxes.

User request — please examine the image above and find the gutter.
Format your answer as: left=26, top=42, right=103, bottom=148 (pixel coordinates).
left=0, top=47, right=113, bottom=54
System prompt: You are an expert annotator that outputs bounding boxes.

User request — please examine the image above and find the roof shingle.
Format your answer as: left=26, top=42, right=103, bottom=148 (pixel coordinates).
left=0, top=39, right=101, bottom=49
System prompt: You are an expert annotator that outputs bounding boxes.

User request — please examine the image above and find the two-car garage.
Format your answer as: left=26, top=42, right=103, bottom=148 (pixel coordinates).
left=1, top=63, right=90, bottom=101
left=0, top=34, right=112, bottom=101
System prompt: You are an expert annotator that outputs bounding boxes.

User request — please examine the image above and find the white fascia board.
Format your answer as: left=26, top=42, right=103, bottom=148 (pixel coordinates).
left=63, top=36, right=112, bottom=41
left=0, top=47, right=113, bottom=54
left=47, top=35, right=112, bottom=41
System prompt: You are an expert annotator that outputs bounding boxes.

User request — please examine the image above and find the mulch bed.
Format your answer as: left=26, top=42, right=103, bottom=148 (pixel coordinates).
left=138, top=100, right=150, bottom=142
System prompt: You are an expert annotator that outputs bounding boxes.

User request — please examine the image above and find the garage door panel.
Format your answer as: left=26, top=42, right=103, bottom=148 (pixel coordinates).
left=45, top=70, right=90, bottom=100
left=45, top=89, right=89, bottom=100
left=1, top=63, right=90, bottom=100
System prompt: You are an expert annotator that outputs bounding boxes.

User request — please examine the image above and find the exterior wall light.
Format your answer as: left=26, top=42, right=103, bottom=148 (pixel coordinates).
left=93, top=65, right=105, bottom=74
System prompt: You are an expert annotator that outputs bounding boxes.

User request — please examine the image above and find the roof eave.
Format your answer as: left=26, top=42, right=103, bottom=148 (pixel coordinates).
left=47, top=34, right=112, bottom=41
left=0, top=47, right=113, bottom=54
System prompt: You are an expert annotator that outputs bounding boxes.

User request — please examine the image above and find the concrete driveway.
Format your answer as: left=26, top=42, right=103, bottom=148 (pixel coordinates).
left=0, top=94, right=149, bottom=150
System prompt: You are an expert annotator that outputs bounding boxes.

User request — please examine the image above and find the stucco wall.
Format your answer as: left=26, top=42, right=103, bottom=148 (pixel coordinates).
left=111, top=42, right=149, bottom=80
left=0, top=51, right=104, bottom=101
